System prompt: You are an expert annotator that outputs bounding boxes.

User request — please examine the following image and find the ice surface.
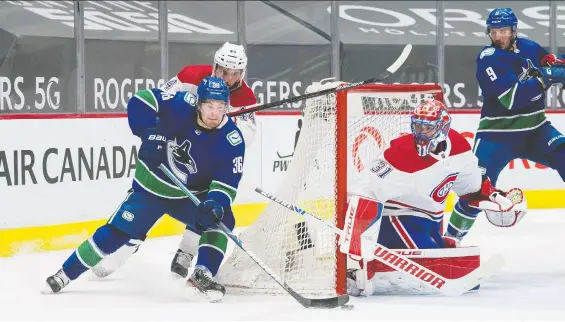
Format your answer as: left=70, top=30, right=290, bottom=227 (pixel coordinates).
left=1, top=210, right=564, bottom=320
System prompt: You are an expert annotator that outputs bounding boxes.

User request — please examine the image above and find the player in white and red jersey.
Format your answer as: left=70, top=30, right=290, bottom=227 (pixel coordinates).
left=91, top=42, right=258, bottom=280
left=161, top=42, right=258, bottom=145
left=342, top=100, right=527, bottom=296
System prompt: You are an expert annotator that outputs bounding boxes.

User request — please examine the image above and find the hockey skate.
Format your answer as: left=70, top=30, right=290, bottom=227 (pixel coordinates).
left=42, top=269, right=70, bottom=294
left=187, top=265, right=225, bottom=302
left=170, top=249, right=194, bottom=279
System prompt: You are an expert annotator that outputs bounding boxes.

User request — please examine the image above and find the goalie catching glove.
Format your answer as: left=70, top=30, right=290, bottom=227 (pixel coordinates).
left=460, top=177, right=527, bottom=227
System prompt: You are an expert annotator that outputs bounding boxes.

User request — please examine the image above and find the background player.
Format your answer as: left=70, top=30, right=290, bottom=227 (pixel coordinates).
left=340, top=100, right=526, bottom=296
left=162, top=41, right=257, bottom=144
left=43, top=77, right=245, bottom=302
left=445, top=8, right=565, bottom=241
left=91, top=42, right=258, bottom=280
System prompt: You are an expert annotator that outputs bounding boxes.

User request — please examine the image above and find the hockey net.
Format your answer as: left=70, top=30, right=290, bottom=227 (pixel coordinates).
left=217, top=80, right=444, bottom=297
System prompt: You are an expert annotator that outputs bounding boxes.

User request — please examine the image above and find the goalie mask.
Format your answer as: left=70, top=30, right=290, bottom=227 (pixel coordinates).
left=213, top=42, right=247, bottom=91
left=411, top=99, right=451, bottom=157
left=196, top=77, right=230, bottom=129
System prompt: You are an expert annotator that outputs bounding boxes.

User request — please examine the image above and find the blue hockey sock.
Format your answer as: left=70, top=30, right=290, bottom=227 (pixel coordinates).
left=62, top=224, right=130, bottom=280
left=446, top=201, right=482, bottom=240
left=195, top=230, right=228, bottom=276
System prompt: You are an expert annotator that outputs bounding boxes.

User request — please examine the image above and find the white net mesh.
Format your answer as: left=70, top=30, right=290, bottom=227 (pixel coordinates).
left=216, top=80, right=442, bottom=296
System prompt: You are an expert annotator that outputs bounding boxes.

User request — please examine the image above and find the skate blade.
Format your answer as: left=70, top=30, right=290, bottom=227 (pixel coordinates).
left=40, top=285, right=55, bottom=295
left=186, top=281, right=224, bottom=303
left=40, top=281, right=59, bottom=295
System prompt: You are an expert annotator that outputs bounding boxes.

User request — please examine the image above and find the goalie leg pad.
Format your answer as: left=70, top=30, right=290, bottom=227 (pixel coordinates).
left=340, top=195, right=383, bottom=260
left=348, top=247, right=481, bottom=295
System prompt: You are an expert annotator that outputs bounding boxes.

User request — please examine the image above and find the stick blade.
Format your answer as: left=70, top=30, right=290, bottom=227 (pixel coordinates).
left=386, top=44, right=413, bottom=74
left=440, top=254, right=506, bottom=297
left=285, top=283, right=350, bottom=309
left=300, top=295, right=350, bottom=309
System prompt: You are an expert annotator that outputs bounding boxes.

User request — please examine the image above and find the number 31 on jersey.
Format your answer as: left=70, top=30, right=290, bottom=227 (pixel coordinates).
left=370, top=160, right=392, bottom=178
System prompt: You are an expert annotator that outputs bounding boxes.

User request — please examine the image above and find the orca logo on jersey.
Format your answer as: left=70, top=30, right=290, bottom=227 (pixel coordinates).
left=430, top=173, right=458, bottom=204
left=168, top=140, right=198, bottom=183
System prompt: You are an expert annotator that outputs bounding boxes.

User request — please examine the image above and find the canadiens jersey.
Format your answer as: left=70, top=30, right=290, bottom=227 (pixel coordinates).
left=350, top=130, right=482, bottom=222
left=127, top=88, right=245, bottom=212
left=476, top=38, right=549, bottom=140
left=160, top=65, right=258, bottom=145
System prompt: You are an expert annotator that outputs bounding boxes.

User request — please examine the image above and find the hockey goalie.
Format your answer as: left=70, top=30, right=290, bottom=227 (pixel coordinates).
left=342, top=99, right=527, bottom=296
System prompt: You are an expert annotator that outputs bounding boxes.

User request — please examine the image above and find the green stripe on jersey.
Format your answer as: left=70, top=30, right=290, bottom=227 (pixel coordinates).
left=477, top=110, right=547, bottom=133
left=134, top=161, right=188, bottom=199
left=134, top=89, right=158, bottom=112
left=209, top=180, right=237, bottom=204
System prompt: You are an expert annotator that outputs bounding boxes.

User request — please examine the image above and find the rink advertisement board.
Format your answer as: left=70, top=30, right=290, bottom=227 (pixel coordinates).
left=2, top=1, right=565, bottom=116
left=1, top=112, right=565, bottom=256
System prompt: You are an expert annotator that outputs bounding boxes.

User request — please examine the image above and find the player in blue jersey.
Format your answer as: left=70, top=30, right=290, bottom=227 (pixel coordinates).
left=42, top=77, right=245, bottom=302
left=445, top=8, right=565, bottom=242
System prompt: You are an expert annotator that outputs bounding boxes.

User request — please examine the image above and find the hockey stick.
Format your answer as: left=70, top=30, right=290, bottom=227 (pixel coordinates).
left=254, top=187, right=505, bottom=297
left=227, top=44, right=412, bottom=117
left=158, top=164, right=350, bottom=309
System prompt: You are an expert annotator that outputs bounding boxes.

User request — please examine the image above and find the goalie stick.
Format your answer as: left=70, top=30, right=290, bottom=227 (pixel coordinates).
left=227, top=44, right=413, bottom=117
left=254, top=187, right=505, bottom=297
left=158, top=164, right=350, bottom=309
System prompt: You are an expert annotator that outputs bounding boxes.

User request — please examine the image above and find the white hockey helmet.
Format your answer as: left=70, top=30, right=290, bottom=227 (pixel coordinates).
left=214, top=42, right=247, bottom=70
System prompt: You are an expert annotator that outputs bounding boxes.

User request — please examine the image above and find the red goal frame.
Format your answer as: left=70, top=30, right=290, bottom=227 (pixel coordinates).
left=334, top=84, right=444, bottom=294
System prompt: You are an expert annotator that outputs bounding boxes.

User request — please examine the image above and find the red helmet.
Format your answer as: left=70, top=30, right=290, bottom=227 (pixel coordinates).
left=410, top=99, right=451, bottom=157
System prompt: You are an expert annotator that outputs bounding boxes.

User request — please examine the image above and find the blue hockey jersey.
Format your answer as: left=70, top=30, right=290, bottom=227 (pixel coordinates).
left=476, top=37, right=549, bottom=139
left=126, top=88, right=245, bottom=212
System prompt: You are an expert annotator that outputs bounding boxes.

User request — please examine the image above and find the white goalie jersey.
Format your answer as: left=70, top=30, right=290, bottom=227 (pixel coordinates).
left=350, top=129, right=483, bottom=222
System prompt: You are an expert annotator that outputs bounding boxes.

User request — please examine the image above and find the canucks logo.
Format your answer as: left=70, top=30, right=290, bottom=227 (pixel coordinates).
left=518, top=59, right=537, bottom=83
left=168, top=139, right=197, bottom=183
